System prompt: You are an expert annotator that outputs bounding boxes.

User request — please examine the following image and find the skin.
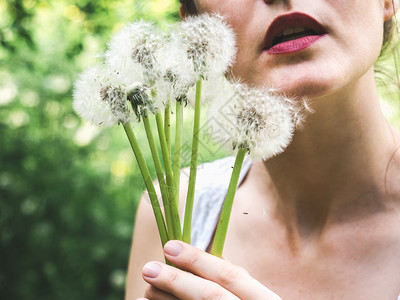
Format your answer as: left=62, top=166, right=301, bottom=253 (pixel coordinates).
left=126, top=0, right=400, bottom=299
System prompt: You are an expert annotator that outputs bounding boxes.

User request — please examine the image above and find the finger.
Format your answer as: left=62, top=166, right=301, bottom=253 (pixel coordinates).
left=163, top=241, right=281, bottom=300
left=143, top=284, right=179, bottom=300
left=142, top=261, right=239, bottom=300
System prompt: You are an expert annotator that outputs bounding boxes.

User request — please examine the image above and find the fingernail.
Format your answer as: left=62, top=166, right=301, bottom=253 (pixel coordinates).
left=164, top=241, right=183, bottom=256
left=142, top=262, right=162, bottom=278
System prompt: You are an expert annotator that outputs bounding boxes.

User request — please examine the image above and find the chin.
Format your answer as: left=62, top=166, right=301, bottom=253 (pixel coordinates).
left=230, top=64, right=343, bottom=100
left=264, top=70, right=342, bottom=100
left=277, top=83, right=333, bottom=99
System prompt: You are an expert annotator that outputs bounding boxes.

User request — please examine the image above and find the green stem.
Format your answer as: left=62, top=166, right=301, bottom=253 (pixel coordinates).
left=122, top=123, right=168, bottom=247
left=155, top=112, right=182, bottom=240
left=142, top=115, right=174, bottom=239
left=172, top=100, right=183, bottom=238
left=182, top=80, right=202, bottom=244
left=164, top=101, right=171, bottom=153
left=211, top=148, right=246, bottom=257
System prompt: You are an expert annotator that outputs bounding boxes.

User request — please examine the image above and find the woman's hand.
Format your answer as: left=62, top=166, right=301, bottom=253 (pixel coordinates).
left=139, top=240, right=281, bottom=300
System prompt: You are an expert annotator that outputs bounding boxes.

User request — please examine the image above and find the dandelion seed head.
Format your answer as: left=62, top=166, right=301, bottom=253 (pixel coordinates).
left=105, top=20, right=164, bottom=84
left=73, top=65, right=133, bottom=127
left=131, top=38, right=163, bottom=80
left=126, top=82, right=160, bottom=119
left=208, top=79, right=296, bottom=160
left=154, top=32, right=197, bottom=104
left=100, top=85, right=126, bottom=117
left=178, top=13, right=236, bottom=79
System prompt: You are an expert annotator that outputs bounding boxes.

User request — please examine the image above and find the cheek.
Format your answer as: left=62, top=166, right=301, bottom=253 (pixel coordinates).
left=194, top=0, right=254, bottom=13
left=228, top=51, right=260, bottom=86
left=193, top=0, right=263, bottom=82
left=194, top=0, right=240, bottom=14
left=193, top=0, right=214, bottom=13
left=335, top=6, right=384, bottom=72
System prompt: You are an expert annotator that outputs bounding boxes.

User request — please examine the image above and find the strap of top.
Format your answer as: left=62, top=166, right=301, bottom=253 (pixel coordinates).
left=182, top=156, right=252, bottom=251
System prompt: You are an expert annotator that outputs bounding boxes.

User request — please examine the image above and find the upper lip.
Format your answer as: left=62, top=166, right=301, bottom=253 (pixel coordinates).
left=264, top=12, right=327, bottom=50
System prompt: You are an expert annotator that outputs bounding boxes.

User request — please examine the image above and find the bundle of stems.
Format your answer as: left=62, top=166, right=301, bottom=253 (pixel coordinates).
left=73, top=14, right=235, bottom=248
left=73, top=14, right=308, bottom=258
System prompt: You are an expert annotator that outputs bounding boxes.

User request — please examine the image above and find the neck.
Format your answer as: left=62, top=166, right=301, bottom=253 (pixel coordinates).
left=253, top=68, right=400, bottom=238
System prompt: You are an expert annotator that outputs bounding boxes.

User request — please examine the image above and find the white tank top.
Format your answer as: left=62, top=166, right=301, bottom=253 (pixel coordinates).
left=182, top=156, right=252, bottom=251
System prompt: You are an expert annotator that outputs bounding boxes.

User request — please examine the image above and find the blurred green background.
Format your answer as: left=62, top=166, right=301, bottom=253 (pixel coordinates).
left=1, top=0, right=399, bottom=299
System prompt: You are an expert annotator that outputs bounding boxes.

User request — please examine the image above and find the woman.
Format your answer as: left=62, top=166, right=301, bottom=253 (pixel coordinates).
left=127, top=0, right=400, bottom=299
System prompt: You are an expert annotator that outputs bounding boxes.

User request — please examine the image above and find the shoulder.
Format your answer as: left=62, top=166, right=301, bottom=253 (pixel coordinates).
left=125, top=194, right=165, bottom=299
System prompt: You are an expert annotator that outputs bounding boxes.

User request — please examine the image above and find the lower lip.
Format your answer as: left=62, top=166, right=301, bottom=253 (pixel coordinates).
left=266, top=34, right=326, bottom=54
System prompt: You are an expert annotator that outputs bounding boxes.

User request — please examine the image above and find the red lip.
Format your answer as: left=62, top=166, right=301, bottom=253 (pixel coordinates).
left=264, top=12, right=327, bottom=54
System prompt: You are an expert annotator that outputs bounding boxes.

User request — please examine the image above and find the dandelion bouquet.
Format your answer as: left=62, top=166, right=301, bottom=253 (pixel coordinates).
left=73, top=14, right=308, bottom=258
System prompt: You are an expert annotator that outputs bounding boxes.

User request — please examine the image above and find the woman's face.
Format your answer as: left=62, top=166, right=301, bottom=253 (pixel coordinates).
left=192, top=0, right=396, bottom=98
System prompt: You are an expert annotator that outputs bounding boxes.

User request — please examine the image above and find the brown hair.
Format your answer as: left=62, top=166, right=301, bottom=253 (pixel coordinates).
left=179, top=0, right=197, bottom=15
left=382, top=18, right=398, bottom=53
left=377, top=6, right=400, bottom=100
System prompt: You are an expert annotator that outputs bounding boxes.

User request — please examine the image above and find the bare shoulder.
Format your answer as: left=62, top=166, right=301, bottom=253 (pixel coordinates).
left=125, top=172, right=189, bottom=299
left=124, top=194, right=164, bottom=299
